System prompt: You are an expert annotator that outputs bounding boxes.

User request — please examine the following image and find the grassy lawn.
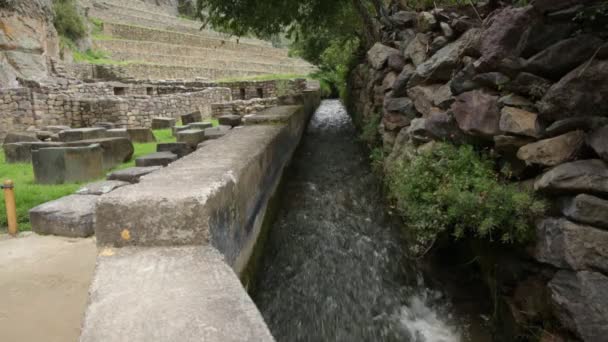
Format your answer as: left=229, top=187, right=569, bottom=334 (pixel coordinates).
left=0, top=129, right=176, bottom=232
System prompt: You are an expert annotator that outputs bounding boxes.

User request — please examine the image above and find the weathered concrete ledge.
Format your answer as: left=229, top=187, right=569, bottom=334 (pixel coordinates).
left=81, top=91, right=320, bottom=341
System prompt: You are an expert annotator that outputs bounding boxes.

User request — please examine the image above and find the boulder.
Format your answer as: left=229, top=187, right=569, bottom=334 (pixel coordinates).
left=391, top=64, right=416, bottom=97
left=549, top=271, right=608, bottom=342
left=430, top=36, right=449, bottom=54
left=127, top=128, right=156, bottom=143
left=498, top=94, right=536, bottom=112
left=588, top=126, right=608, bottom=161
left=535, top=218, right=608, bottom=273
left=76, top=180, right=130, bottom=196
left=524, top=35, right=603, bottom=80
left=65, top=138, right=134, bottom=170
left=506, top=72, right=551, bottom=99
left=408, top=112, right=464, bottom=144
left=407, top=118, right=432, bottom=144
left=407, top=84, right=453, bottom=117
left=2, top=132, right=38, bottom=145
left=135, top=152, right=178, bottom=167
left=107, top=166, right=162, bottom=183
left=452, top=90, right=501, bottom=138
left=218, top=115, right=243, bottom=127
left=539, top=60, right=608, bottom=121
left=535, top=159, right=608, bottom=194
left=157, top=143, right=194, bottom=158
left=3, top=142, right=64, bottom=163
left=181, top=112, right=202, bottom=125
left=412, top=33, right=472, bottom=83
left=382, top=72, right=398, bottom=93
left=405, top=33, right=430, bottom=66
left=519, top=21, right=576, bottom=58
left=560, top=194, right=608, bottom=229
left=29, top=195, right=98, bottom=238
left=58, top=128, right=107, bottom=142
left=176, top=129, right=206, bottom=148
left=499, top=107, right=541, bottom=138
left=472, top=72, right=510, bottom=90
left=545, top=117, right=608, bottom=138
left=517, top=130, right=585, bottom=166
left=387, top=54, right=406, bottom=72
left=391, top=11, right=417, bottom=27
left=367, top=43, right=401, bottom=70
left=417, top=12, right=437, bottom=32
left=32, top=145, right=105, bottom=184
left=151, top=117, right=177, bottom=130
left=440, top=22, right=454, bottom=38
left=450, top=63, right=481, bottom=95
left=494, top=135, right=536, bottom=155
left=106, top=128, right=129, bottom=139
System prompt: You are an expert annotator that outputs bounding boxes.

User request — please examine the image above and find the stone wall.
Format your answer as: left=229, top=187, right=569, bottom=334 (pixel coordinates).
left=211, top=98, right=278, bottom=117
left=348, top=1, right=607, bottom=341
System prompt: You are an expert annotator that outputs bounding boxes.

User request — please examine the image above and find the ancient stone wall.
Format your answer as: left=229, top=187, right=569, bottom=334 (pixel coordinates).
left=348, top=1, right=607, bottom=341
left=211, top=98, right=278, bottom=118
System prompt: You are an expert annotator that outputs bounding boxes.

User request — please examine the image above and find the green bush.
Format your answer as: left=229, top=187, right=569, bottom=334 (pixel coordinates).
left=359, top=111, right=381, bottom=147
left=387, top=143, right=545, bottom=255
left=53, top=0, right=86, bottom=41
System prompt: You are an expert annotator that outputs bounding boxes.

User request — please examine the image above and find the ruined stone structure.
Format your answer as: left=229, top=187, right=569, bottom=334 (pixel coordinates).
left=348, top=1, right=608, bottom=341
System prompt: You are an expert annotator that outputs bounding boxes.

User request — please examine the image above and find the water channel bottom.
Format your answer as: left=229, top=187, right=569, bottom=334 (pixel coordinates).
left=253, top=100, right=462, bottom=342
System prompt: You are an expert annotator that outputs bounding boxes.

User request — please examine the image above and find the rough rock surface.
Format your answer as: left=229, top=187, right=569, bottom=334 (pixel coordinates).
left=76, top=180, right=131, bottom=196
left=560, top=194, right=608, bottom=229
left=29, top=194, right=98, bottom=237
left=107, top=166, right=162, bottom=184
left=587, top=126, right=608, bottom=161
left=135, top=152, right=178, bottom=167
left=535, top=159, right=608, bottom=194
left=367, top=43, right=401, bottom=70
left=517, top=130, right=585, bottom=166
left=499, top=106, right=540, bottom=138
left=452, top=90, right=501, bottom=138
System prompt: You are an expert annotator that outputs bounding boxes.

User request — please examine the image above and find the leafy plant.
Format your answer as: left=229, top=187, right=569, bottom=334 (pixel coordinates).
left=53, top=0, right=86, bottom=41
left=387, top=143, right=545, bottom=256
left=360, top=111, right=381, bottom=147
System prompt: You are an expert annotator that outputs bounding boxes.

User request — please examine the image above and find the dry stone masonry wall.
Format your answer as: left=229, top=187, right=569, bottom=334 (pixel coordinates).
left=348, top=1, right=607, bottom=341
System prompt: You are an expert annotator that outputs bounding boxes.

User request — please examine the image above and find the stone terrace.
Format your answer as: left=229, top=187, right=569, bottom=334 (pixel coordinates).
left=80, top=0, right=314, bottom=81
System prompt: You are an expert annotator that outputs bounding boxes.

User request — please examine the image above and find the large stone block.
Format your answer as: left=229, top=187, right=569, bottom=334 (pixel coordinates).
left=42, top=125, right=71, bottom=133
left=29, top=195, right=98, bottom=237
left=151, top=117, right=176, bottom=130
left=3, top=142, right=64, bottom=163
left=176, top=129, right=206, bottom=148
left=181, top=112, right=202, bottom=125
left=157, top=143, right=193, bottom=158
left=587, top=125, right=608, bottom=161
left=106, top=128, right=129, bottom=139
left=32, top=145, right=105, bottom=184
left=218, top=115, right=243, bottom=127
left=58, top=128, right=107, bottom=142
left=452, top=90, right=501, bottom=138
left=188, top=122, right=213, bottom=130
left=66, top=138, right=134, bottom=170
left=135, top=152, right=178, bottom=167
left=77, top=180, right=131, bottom=196
left=127, top=128, right=156, bottom=143
left=107, top=166, right=162, bottom=184
left=559, top=194, right=608, bottom=229
left=535, top=159, right=608, bottom=194
left=2, top=132, right=38, bottom=145
left=499, top=107, right=541, bottom=138
left=517, top=130, right=585, bottom=167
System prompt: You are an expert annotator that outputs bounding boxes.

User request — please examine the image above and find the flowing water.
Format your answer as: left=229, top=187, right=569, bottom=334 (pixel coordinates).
left=253, top=100, right=467, bottom=342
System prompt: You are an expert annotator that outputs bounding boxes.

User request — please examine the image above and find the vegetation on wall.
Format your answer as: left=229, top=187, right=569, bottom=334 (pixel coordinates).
left=387, top=143, right=546, bottom=256
left=52, top=0, right=86, bottom=41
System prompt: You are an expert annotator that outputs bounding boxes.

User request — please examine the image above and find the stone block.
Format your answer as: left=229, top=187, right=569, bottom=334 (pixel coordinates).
left=171, top=125, right=190, bottom=137
left=181, top=112, right=202, bottom=125
left=32, top=145, right=105, bottom=184
left=2, top=132, right=38, bottom=145
left=204, top=126, right=230, bottom=140
left=29, top=195, right=98, bottom=237
left=42, top=125, right=70, bottom=133
left=107, top=166, right=162, bottom=183
left=58, top=128, right=107, bottom=142
left=3, top=142, right=64, bottom=163
left=559, top=194, right=608, bottom=230
left=106, top=128, right=129, bottom=139
left=77, top=180, right=131, bottom=196
left=535, top=159, right=608, bottom=195
left=127, top=128, right=156, bottom=143
left=517, top=130, right=585, bottom=167
left=136, top=152, right=178, bottom=167
left=218, top=115, right=243, bottom=127
left=188, top=122, right=213, bottom=130
left=176, top=129, right=206, bottom=148
left=66, top=138, right=134, bottom=170
left=36, top=131, right=54, bottom=141
left=157, top=143, right=193, bottom=158
left=94, top=122, right=116, bottom=129
left=151, top=117, right=176, bottom=130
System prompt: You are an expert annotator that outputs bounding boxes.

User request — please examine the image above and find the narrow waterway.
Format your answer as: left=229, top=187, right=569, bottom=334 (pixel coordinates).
left=253, top=100, right=464, bottom=342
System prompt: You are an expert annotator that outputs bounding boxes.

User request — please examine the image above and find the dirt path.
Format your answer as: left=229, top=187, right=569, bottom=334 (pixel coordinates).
left=0, top=233, right=97, bottom=342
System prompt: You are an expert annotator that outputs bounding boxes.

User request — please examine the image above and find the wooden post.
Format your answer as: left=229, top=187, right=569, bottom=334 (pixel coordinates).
left=2, top=180, right=18, bottom=236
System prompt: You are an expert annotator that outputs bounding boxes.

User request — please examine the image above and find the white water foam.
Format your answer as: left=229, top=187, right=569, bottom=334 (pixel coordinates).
left=400, top=288, right=461, bottom=342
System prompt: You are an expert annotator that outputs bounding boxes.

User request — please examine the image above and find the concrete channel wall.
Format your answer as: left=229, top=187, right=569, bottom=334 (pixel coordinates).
left=80, top=91, right=321, bottom=341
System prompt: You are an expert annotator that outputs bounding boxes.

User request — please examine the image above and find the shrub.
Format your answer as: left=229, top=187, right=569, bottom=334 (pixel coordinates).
left=53, top=0, right=86, bottom=41
left=359, top=111, right=381, bottom=147
left=387, top=143, right=545, bottom=256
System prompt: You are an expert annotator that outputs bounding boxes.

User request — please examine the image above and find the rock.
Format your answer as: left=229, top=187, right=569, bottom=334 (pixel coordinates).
left=188, top=122, right=214, bottom=130
left=549, top=271, right=608, bottom=342
left=545, top=117, right=608, bottom=138
left=588, top=126, right=608, bottom=161
left=505, top=72, right=551, bottom=99
left=176, top=129, right=206, bottom=148
left=409, top=112, right=464, bottom=144
left=382, top=72, right=398, bottom=93
left=519, top=22, right=576, bottom=58
left=450, top=16, right=475, bottom=34
left=407, top=118, right=432, bottom=144
left=157, top=143, right=194, bottom=159
left=94, top=122, right=116, bottom=130
left=151, top=117, right=177, bottom=130
left=450, top=63, right=481, bottom=95
left=383, top=96, right=418, bottom=129
left=412, top=33, right=471, bottom=83
left=430, top=36, right=449, bottom=54
left=452, top=90, right=501, bottom=138
left=76, top=180, right=131, bottom=196
left=218, top=115, right=243, bottom=127
left=127, top=128, right=156, bottom=143
left=107, top=166, right=162, bottom=184
left=3, top=142, right=64, bottom=163
left=367, top=43, right=401, bottom=70
left=172, top=125, right=191, bottom=137
left=29, top=195, right=98, bottom=238
left=494, top=135, right=536, bottom=155
left=387, top=54, right=406, bottom=72
left=33, top=145, right=105, bottom=185
left=391, top=64, right=416, bottom=97
left=440, top=22, right=454, bottom=38
left=203, top=127, right=229, bottom=140
left=42, top=125, right=70, bottom=133
left=499, top=107, right=541, bottom=138
left=136, top=152, right=178, bottom=167
left=532, top=0, right=593, bottom=13
left=58, top=128, right=107, bottom=142
left=405, top=33, right=430, bottom=66
left=498, top=94, right=536, bottom=112
left=539, top=60, right=608, bottom=121
left=517, top=130, right=584, bottom=166
left=535, top=218, right=608, bottom=273
left=65, top=138, right=134, bottom=170
left=35, top=131, right=53, bottom=141
left=106, top=128, right=129, bottom=139
left=535, top=159, right=608, bottom=194
left=417, top=12, right=437, bottom=32
left=181, top=112, right=202, bottom=125
left=391, top=11, right=417, bottom=27
left=2, top=132, right=38, bottom=145
left=524, top=35, right=603, bottom=80
left=406, top=84, right=453, bottom=116
left=472, top=72, right=510, bottom=90
left=560, top=194, right=608, bottom=229
left=477, top=6, right=535, bottom=71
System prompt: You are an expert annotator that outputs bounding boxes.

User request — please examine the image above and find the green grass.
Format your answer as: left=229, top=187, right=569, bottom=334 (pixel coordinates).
left=0, top=129, right=177, bottom=232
